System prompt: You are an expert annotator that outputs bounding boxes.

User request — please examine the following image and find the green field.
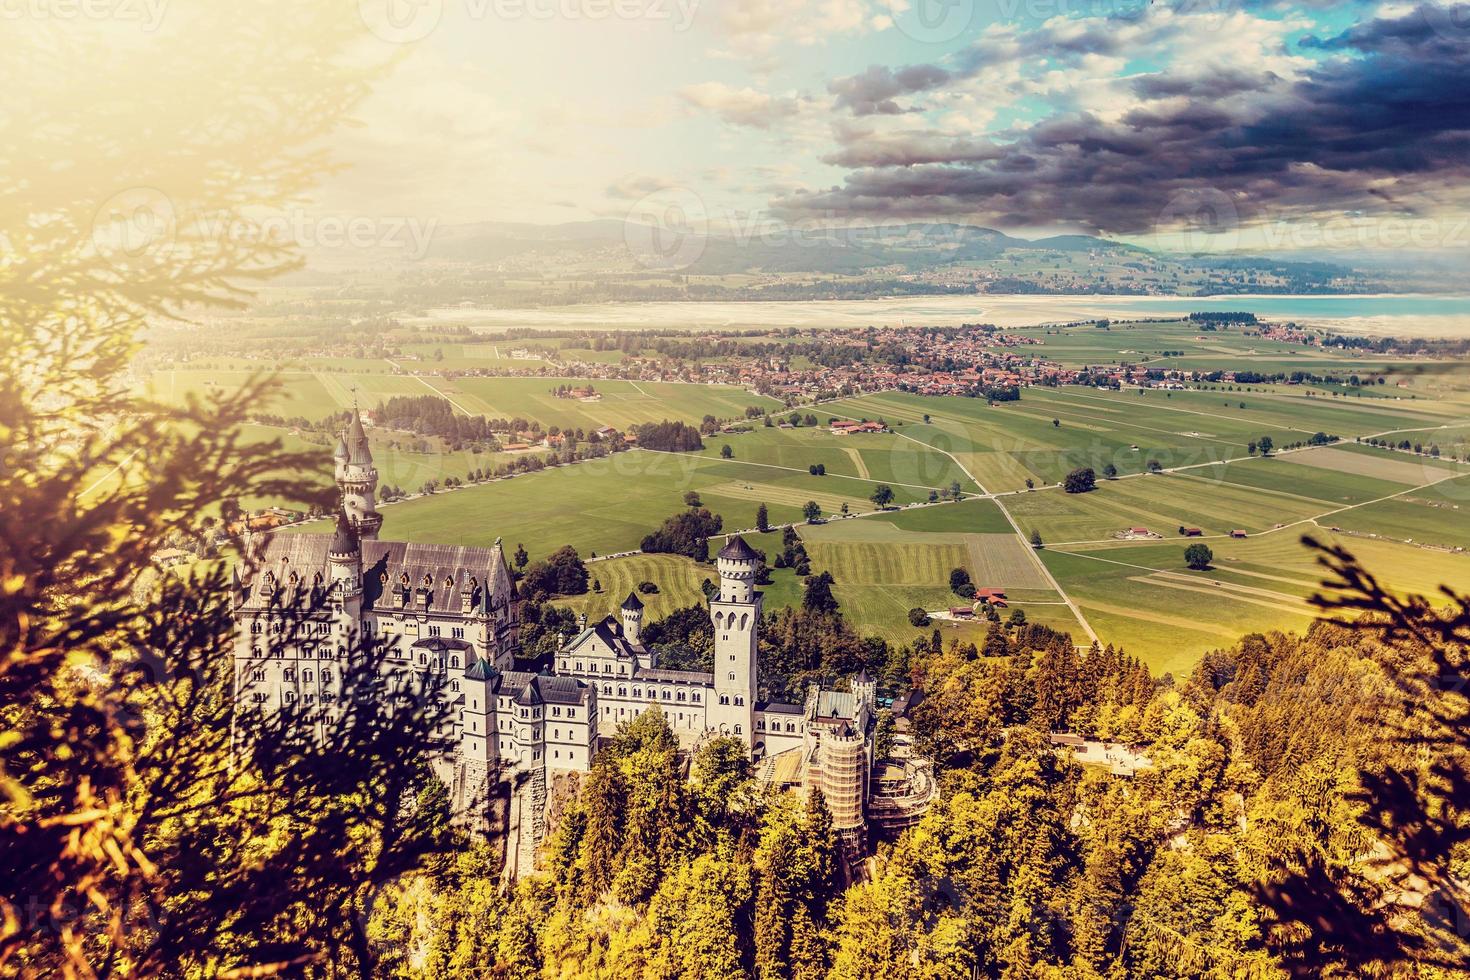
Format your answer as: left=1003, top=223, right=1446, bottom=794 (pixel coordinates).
left=255, top=324, right=1468, bottom=674
left=290, top=448, right=936, bottom=560
left=141, top=366, right=779, bottom=433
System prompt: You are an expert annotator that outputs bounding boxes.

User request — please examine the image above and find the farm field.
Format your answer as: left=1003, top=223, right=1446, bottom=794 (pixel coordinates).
left=441, top=377, right=778, bottom=431
left=689, top=424, right=975, bottom=494
left=289, top=449, right=935, bottom=559
left=555, top=554, right=712, bottom=624
left=249, top=325, right=1467, bottom=676
left=1039, top=530, right=1470, bottom=677
left=141, top=366, right=779, bottom=433
left=825, top=383, right=1450, bottom=494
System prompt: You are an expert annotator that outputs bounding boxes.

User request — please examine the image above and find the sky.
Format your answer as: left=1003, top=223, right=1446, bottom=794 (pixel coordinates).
left=310, top=0, right=1470, bottom=252
left=43, top=0, right=1469, bottom=255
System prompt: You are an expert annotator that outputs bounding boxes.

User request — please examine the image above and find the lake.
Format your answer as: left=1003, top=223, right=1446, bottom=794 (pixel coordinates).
left=412, top=294, right=1470, bottom=338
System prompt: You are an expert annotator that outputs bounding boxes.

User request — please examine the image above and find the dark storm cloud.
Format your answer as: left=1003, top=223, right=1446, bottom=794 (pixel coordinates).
left=783, top=5, right=1470, bottom=234
left=829, top=64, right=956, bottom=115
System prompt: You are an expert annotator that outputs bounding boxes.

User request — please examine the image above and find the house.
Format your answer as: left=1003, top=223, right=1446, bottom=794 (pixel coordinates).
left=1230, top=529, right=1248, bottom=538
left=975, top=587, right=1008, bottom=601
left=1181, top=527, right=1203, bottom=537
left=949, top=606, right=975, bottom=618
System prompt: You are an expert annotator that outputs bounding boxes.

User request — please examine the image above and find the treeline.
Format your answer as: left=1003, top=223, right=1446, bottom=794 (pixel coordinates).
left=1188, top=311, right=1259, bottom=324
left=374, top=394, right=504, bottom=444
left=632, top=420, right=704, bottom=452
left=640, top=508, right=723, bottom=561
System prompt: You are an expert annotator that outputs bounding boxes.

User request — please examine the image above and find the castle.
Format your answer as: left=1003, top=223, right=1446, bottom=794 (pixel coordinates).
left=232, top=408, right=885, bottom=847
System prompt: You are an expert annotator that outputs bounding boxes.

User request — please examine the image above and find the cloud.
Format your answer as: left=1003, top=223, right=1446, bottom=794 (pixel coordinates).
left=605, top=175, right=684, bottom=200
left=779, top=4, right=1470, bottom=234
left=679, top=81, right=805, bottom=128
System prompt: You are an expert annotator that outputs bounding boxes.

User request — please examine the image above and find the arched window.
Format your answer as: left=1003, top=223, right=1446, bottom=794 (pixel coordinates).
left=450, top=655, right=459, bottom=668
left=739, top=613, right=748, bottom=630
left=727, top=671, right=736, bottom=681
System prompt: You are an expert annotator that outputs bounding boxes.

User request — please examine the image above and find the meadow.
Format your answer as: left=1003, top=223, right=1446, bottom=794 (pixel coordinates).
left=251, top=320, right=1469, bottom=674
left=140, top=365, right=778, bottom=433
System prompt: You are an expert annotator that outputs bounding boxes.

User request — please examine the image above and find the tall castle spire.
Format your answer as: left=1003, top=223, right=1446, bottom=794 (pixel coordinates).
left=335, top=405, right=383, bottom=540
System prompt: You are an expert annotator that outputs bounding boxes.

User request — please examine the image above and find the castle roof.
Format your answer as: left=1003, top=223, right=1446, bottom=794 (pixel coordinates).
left=816, top=689, right=862, bottom=722
left=498, top=670, right=591, bottom=706
left=620, top=591, right=644, bottom=611
left=329, top=511, right=359, bottom=556
left=464, top=658, right=499, bottom=682
left=333, top=435, right=349, bottom=460
left=344, top=407, right=373, bottom=466
left=238, top=534, right=513, bottom=616
left=717, top=535, right=760, bottom=561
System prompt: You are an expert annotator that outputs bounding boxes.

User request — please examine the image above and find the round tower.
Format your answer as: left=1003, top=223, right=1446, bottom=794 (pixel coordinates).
left=709, top=535, right=762, bottom=749
left=337, top=407, right=383, bottom=540
left=715, top=534, right=759, bottom=603
left=820, top=723, right=867, bottom=833
left=621, top=591, right=645, bottom=645
left=327, top=511, right=362, bottom=594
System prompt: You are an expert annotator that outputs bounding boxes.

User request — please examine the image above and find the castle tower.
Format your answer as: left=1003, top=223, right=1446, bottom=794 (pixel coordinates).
left=460, top=658, right=501, bottom=827
left=621, top=591, right=644, bottom=645
left=327, top=511, right=362, bottom=595
left=853, top=668, right=876, bottom=713
left=336, top=407, right=383, bottom=540
left=709, top=535, right=761, bottom=749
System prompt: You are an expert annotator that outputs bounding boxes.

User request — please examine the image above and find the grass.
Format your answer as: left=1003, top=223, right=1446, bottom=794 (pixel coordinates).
left=555, top=554, right=712, bottom=624
left=290, top=449, right=934, bottom=560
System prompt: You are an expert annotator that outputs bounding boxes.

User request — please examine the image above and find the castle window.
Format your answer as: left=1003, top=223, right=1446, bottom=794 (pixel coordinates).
left=692, top=693, right=700, bottom=703
left=303, top=670, right=313, bottom=683
left=452, top=627, right=464, bottom=640
left=735, top=697, right=744, bottom=706
left=450, top=655, right=459, bottom=668
left=419, top=653, right=427, bottom=665
left=618, top=687, right=626, bottom=697
left=727, top=671, right=736, bottom=681
left=786, top=722, right=795, bottom=733
left=661, top=690, right=670, bottom=701
left=428, top=625, right=441, bottom=637
left=251, top=669, right=265, bottom=682
left=734, top=725, right=742, bottom=735
left=451, top=681, right=460, bottom=693
left=322, top=670, right=332, bottom=683
left=251, top=621, right=262, bottom=635
left=575, top=661, right=583, bottom=671
left=677, top=691, right=686, bottom=702
left=284, top=691, right=296, bottom=703
left=252, top=693, right=267, bottom=704
left=283, top=668, right=295, bottom=681
left=720, top=695, right=729, bottom=705
left=304, top=693, right=315, bottom=705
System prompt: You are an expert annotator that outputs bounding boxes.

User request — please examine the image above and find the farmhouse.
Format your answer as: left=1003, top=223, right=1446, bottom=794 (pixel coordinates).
left=1231, top=529, right=1249, bottom=538
left=829, top=420, right=887, bottom=435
